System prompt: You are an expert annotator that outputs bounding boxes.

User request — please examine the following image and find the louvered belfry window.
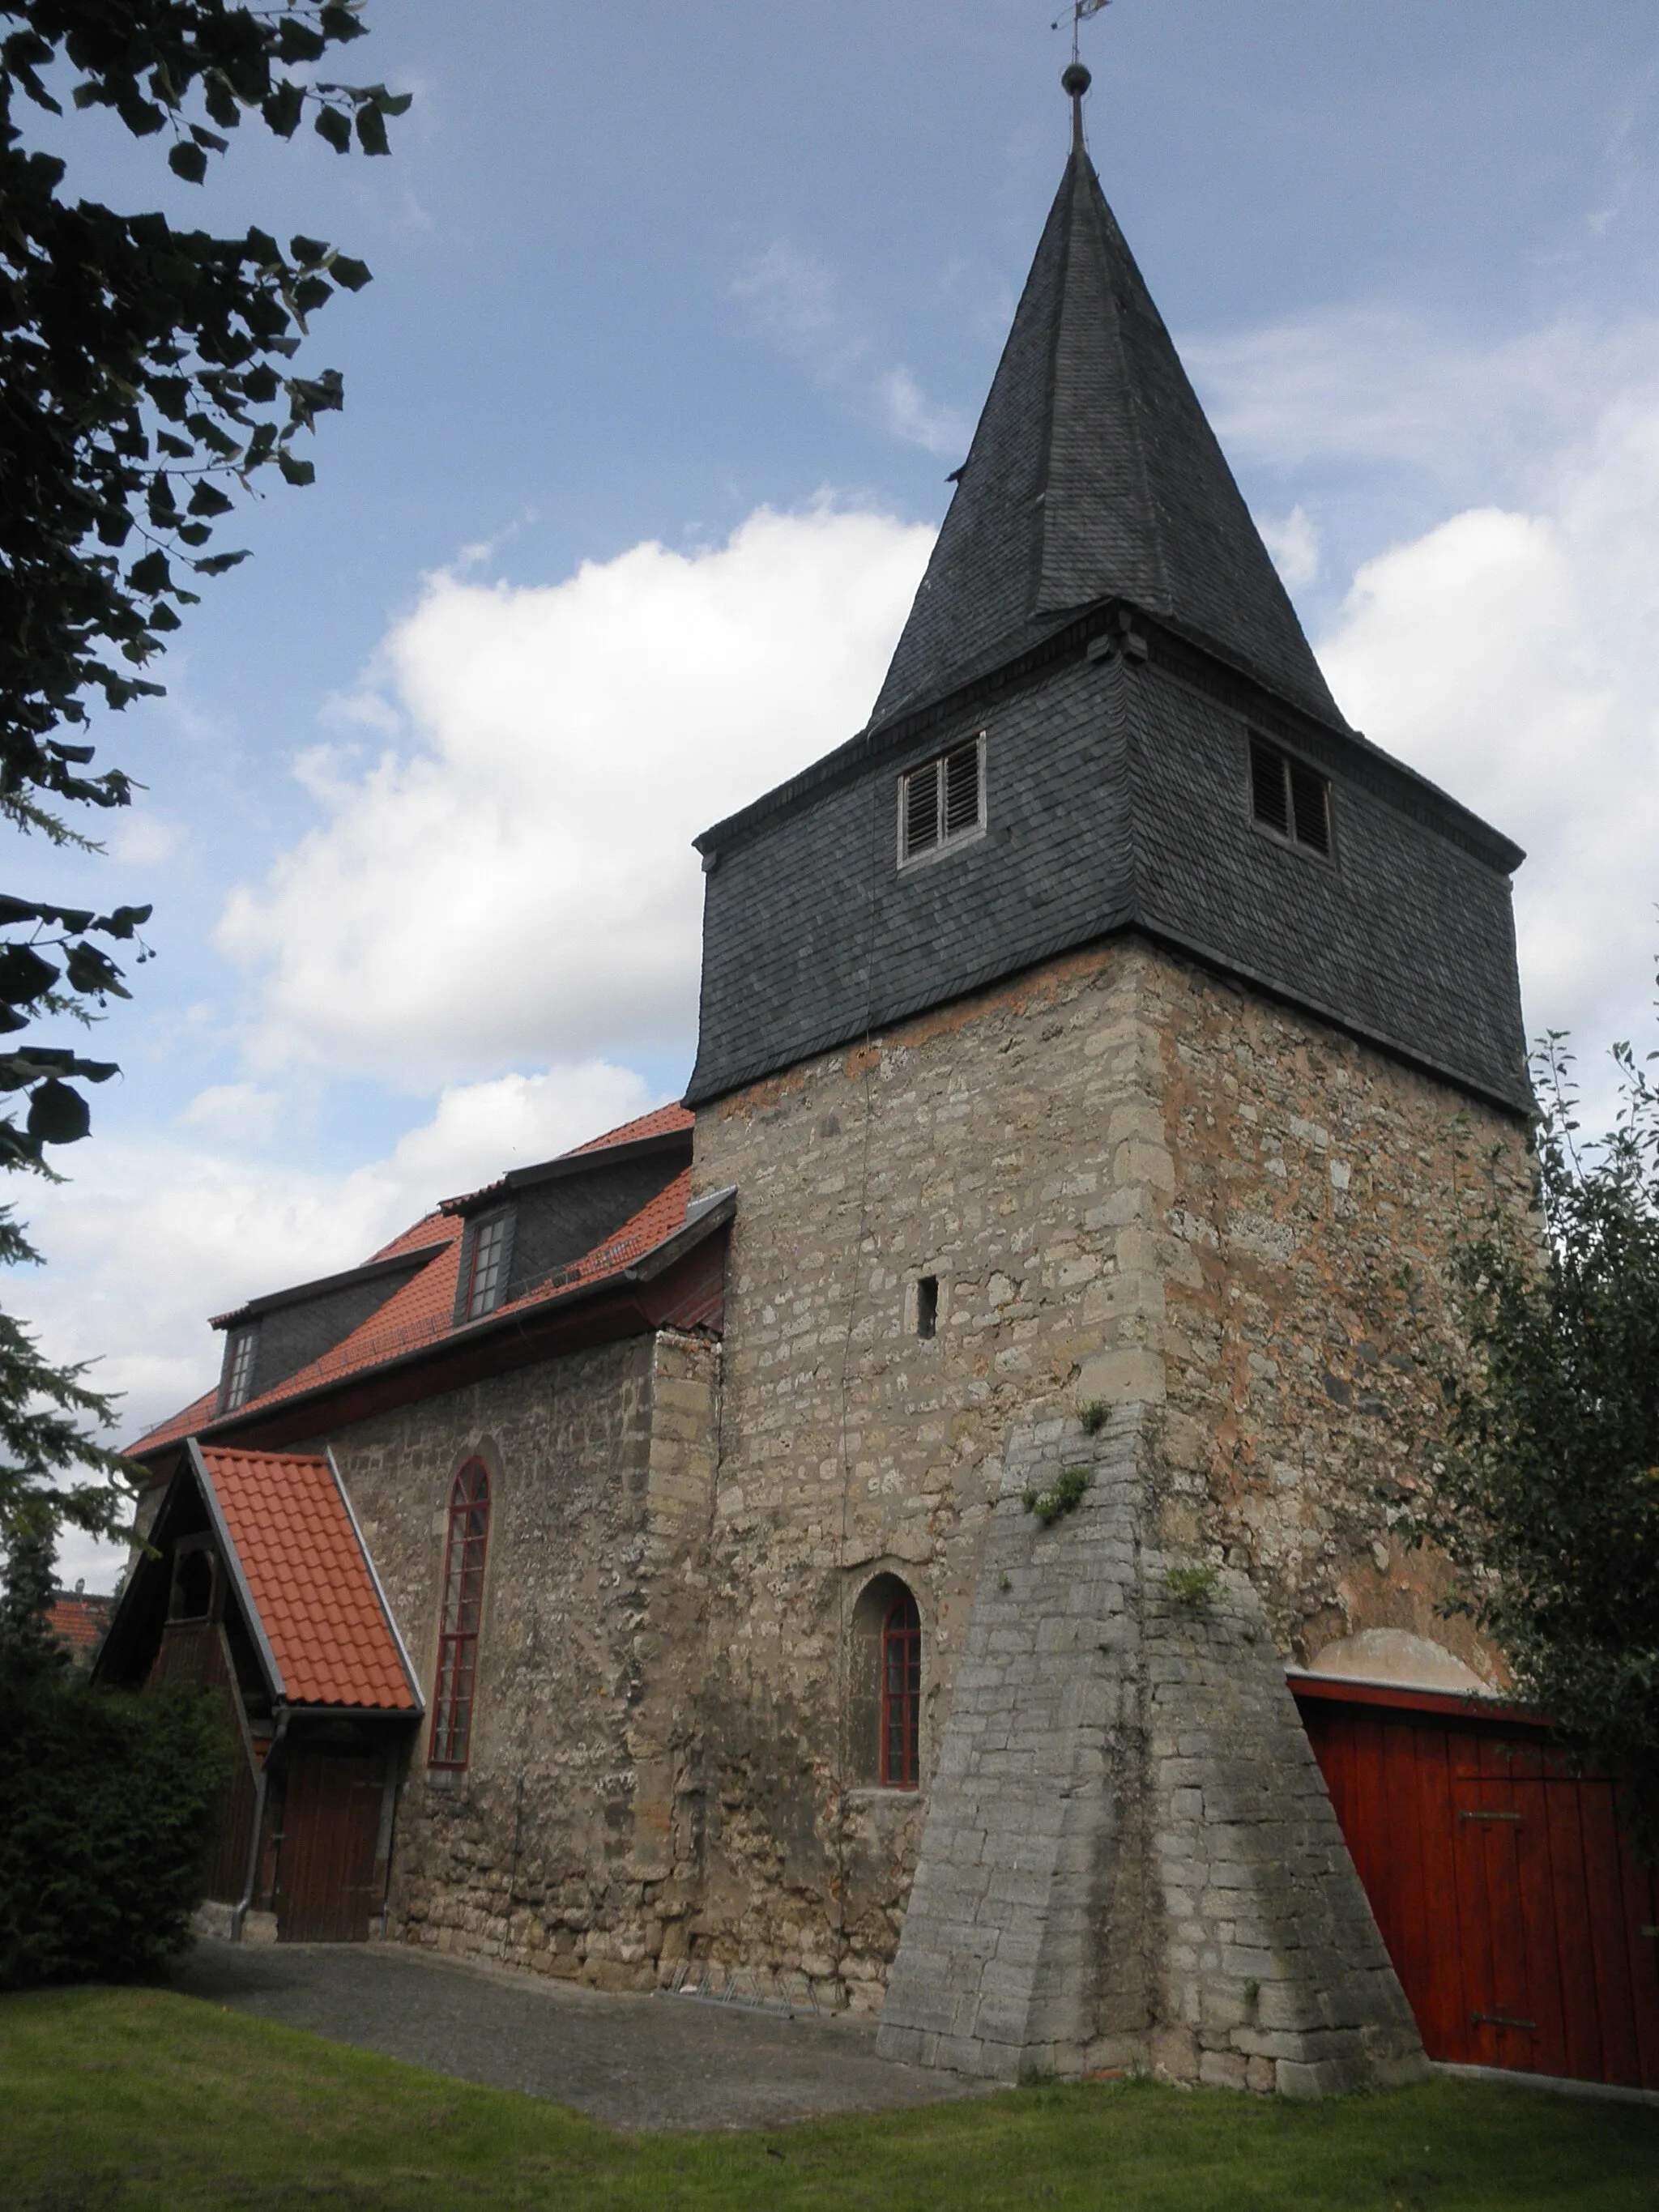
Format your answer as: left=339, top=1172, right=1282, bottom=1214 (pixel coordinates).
left=465, top=1213, right=510, bottom=1320
left=899, top=735, right=984, bottom=863
left=881, top=1588, right=922, bottom=1788
left=1250, top=735, right=1331, bottom=857
left=430, top=1458, right=490, bottom=1769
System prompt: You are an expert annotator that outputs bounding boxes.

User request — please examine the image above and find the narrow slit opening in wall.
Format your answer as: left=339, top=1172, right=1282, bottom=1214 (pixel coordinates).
left=916, top=1276, right=938, bottom=1340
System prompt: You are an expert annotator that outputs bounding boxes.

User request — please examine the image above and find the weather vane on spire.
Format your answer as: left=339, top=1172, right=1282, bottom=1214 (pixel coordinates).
left=1053, top=0, right=1111, bottom=69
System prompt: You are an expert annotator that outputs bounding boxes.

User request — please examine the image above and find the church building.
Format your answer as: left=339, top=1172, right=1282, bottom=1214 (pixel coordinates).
left=106, top=69, right=1582, bottom=2093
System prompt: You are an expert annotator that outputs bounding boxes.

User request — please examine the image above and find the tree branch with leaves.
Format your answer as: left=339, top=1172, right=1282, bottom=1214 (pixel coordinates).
left=0, top=0, right=404, bottom=1545
left=1404, top=1025, right=1659, bottom=1856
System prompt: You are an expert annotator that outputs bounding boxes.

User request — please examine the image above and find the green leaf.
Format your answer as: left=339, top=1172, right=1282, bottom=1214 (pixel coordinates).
left=276, top=452, right=316, bottom=488
left=194, top=551, right=249, bottom=577
left=292, top=275, right=333, bottom=316
left=64, top=944, right=127, bottom=1000
left=262, top=79, right=305, bottom=139
left=167, top=142, right=209, bottom=185
left=0, top=947, right=60, bottom=1008
left=128, top=552, right=172, bottom=597
left=290, top=235, right=332, bottom=268
left=189, top=126, right=229, bottom=154
left=355, top=104, right=390, bottom=157
left=377, top=91, right=415, bottom=117
left=329, top=255, right=372, bottom=293
left=186, top=482, right=235, bottom=518
left=320, top=3, right=371, bottom=42
left=93, top=908, right=153, bottom=940
left=28, top=1081, right=91, bottom=1147
left=313, top=105, right=352, bottom=155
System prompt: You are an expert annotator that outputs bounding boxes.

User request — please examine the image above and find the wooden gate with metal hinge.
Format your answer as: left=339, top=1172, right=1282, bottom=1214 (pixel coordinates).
left=1290, top=1672, right=1659, bottom=2091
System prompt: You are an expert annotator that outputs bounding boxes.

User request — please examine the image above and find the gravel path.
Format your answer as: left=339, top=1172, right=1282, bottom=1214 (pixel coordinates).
left=172, top=1938, right=984, bottom=2133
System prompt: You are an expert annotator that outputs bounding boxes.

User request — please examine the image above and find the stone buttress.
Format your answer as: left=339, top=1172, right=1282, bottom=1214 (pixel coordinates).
left=876, top=1404, right=1425, bottom=2089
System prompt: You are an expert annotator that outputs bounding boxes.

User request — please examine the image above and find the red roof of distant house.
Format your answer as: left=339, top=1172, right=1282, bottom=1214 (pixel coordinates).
left=47, top=1590, right=112, bottom=1656
left=198, top=1443, right=418, bottom=1711
left=127, top=1102, right=718, bottom=1459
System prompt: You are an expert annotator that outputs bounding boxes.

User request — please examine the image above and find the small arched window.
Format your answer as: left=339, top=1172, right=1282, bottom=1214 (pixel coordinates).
left=881, top=1588, right=922, bottom=1789
left=429, top=1459, right=490, bottom=1769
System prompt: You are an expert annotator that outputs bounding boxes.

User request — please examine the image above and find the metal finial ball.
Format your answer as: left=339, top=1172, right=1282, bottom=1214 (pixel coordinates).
left=1061, top=62, right=1091, bottom=97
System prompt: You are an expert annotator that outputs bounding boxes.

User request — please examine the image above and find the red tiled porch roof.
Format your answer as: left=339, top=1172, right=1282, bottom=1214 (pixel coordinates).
left=198, top=1443, right=418, bottom=1711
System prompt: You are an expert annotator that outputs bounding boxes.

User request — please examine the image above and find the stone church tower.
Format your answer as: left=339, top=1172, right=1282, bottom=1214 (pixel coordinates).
left=682, top=68, right=1533, bottom=2090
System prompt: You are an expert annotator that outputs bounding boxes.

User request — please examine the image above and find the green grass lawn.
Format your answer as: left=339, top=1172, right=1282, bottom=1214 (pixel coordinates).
left=2, top=1985, right=1654, bottom=2212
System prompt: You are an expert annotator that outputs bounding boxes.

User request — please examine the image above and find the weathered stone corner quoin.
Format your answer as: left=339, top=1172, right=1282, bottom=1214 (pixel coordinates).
left=113, top=65, right=1535, bottom=2097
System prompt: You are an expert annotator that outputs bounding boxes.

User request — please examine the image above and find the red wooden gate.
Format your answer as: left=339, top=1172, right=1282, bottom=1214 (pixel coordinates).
left=1294, top=1673, right=1659, bottom=2091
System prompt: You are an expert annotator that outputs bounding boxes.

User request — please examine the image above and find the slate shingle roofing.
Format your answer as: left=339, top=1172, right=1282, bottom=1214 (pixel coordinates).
left=869, top=110, right=1345, bottom=735
left=196, top=1442, right=418, bottom=1711
left=685, top=89, right=1531, bottom=1119
left=130, top=1105, right=700, bottom=1456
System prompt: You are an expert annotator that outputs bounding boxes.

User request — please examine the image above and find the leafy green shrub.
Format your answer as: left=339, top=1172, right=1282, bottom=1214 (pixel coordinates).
left=1077, top=1400, right=1110, bottom=1436
left=1162, top=1563, right=1219, bottom=1607
left=0, top=1669, right=235, bottom=1989
left=1021, top=1465, right=1091, bottom=1526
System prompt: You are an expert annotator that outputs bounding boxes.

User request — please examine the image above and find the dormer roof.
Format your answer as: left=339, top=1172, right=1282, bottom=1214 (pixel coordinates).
left=870, top=92, right=1344, bottom=734
left=127, top=1104, right=727, bottom=1461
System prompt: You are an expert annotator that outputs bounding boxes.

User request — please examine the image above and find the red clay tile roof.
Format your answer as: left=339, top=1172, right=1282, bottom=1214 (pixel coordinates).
left=199, top=1443, right=417, bottom=1711
left=48, top=1591, right=112, bottom=1655
left=128, top=1104, right=714, bottom=1458
left=569, top=1102, right=693, bottom=1153
left=131, top=1386, right=221, bottom=1456
left=369, top=1209, right=458, bottom=1264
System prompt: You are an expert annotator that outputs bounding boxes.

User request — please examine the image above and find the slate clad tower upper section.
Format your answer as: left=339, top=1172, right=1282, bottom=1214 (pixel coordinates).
left=871, top=96, right=1342, bottom=734
left=685, top=78, right=1530, bottom=1116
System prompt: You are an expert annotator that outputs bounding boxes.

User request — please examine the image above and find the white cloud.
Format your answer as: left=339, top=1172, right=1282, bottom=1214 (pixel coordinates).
left=1314, top=390, right=1659, bottom=1086
left=732, top=240, right=970, bottom=458
left=875, top=367, right=971, bottom=460
left=1192, top=308, right=1659, bottom=497
left=220, top=505, right=933, bottom=1086
left=180, top=1082, right=284, bottom=1144
left=1259, top=504, right=1320, bottom=589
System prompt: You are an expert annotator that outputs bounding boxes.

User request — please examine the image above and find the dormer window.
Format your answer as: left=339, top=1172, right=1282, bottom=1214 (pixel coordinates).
left=898, top=735, right=985, bottom=866
left=224, top=1327, right=258, bottom=1411
left=464, top=1211, right=511, bottom=1320
left=1250, top=735, right=1331, bottom=858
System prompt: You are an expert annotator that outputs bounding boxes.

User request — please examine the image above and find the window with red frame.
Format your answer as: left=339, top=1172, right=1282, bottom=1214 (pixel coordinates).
left=429, top=1459, right=490, bottom=1768
left=881, top=1588, right=921, bottom=1788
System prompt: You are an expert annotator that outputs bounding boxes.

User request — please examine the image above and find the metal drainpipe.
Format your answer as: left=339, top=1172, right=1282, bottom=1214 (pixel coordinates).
left=231, top=1704, right=289, bottom=1941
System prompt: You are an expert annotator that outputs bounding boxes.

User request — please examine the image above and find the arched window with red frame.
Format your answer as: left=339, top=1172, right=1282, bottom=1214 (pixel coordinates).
left=881, top=1588, right=921, bottom=1789
left=429, top=1458, right=489, bottom=1768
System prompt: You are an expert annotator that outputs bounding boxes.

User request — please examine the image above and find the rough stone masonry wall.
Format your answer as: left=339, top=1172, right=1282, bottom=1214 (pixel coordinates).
left=316, top=1326, right=719, bottom=1988
left=1143, top=954, right=1533, bottom=1677
left=689, top=932, right=1529, bottom=2052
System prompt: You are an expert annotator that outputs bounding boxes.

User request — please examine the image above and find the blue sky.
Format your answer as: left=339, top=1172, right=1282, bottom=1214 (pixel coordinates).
left=19, top=1, right=1659, bottom=1583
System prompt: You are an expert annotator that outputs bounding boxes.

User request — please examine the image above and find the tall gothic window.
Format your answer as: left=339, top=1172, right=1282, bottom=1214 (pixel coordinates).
left=429, top=1459, right=490, bottom=1768
left=881, top=1588, right=922, bottom=1789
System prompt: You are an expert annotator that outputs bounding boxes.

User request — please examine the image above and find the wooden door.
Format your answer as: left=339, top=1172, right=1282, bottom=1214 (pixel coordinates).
left=274, top=1739, right=384, bottom=1942
left=1297, top=1678, right=1659, bottom=2090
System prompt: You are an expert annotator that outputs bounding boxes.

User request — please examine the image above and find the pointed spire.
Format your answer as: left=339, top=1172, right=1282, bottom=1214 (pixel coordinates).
left=870, top=71, right=1344, bottom=731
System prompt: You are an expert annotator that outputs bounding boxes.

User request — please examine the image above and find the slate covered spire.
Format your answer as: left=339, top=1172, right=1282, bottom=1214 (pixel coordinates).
left=870, top=66, right=1345, bottom=733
